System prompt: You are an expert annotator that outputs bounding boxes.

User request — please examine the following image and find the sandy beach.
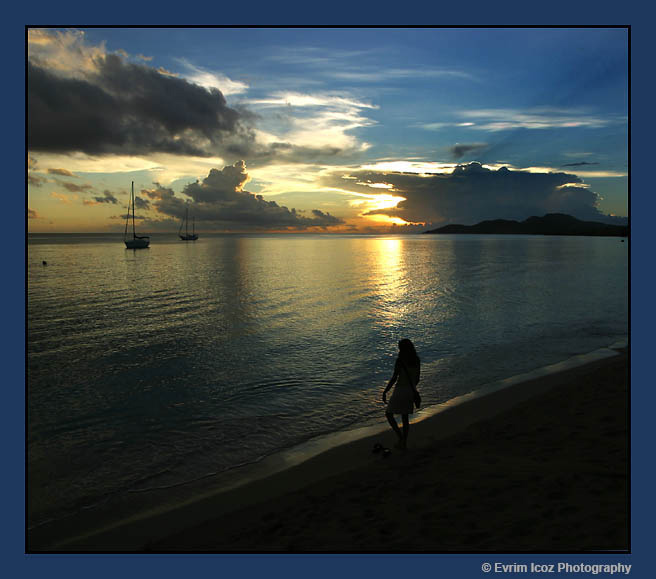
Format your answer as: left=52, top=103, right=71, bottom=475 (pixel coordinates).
left=32, top=347, right=628, bottom=553
left=148, top=349, right=628, bottom=553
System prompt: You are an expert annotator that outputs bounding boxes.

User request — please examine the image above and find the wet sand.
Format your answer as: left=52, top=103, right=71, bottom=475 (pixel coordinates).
left=148, top=349, right=628, bottom=552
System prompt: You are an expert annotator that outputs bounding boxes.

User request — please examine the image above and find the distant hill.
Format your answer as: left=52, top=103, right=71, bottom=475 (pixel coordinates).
left=424, top=213, right=629, bottom=237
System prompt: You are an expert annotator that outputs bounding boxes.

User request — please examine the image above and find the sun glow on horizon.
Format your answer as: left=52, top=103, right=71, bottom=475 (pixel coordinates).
left=366, top=214, right=413, bottom=226
left=342, top=191, right=416, bottom=226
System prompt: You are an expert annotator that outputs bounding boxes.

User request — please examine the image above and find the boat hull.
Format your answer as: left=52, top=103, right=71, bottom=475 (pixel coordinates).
left=179, top=234, right=198, bottom=241
left=125, top=238, right=150, bottom=249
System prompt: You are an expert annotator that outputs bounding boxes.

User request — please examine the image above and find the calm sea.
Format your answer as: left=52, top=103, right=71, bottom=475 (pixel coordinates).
left=27, top=233, right=628, bottom=531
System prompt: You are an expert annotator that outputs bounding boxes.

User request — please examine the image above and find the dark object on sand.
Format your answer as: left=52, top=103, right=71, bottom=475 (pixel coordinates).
left=42, top=261, right=47, bottom=266
left=372, top=443, right=391, bottom=458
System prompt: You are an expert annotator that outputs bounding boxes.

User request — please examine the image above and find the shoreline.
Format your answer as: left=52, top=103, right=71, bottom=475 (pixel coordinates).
left=29, top=345, right=628, bottom=552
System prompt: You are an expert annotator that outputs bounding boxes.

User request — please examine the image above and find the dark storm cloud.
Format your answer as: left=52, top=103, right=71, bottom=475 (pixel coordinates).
left=326, top=162, right=613, bottom=226
left=448, top=143, right=488, bottom=160
left=149, top=161, right=343, bottom=230
left=27, top=54, right=246, bottom=157
left=27, top=53, right=369, bottom=165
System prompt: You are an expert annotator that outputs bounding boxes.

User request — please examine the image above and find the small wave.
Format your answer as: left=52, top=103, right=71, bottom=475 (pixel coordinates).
left=126, top=457, right=265, bottom=493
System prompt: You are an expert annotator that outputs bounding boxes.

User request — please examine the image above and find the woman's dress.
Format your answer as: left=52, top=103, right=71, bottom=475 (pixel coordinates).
left=386, top=359, right=420, bottom=415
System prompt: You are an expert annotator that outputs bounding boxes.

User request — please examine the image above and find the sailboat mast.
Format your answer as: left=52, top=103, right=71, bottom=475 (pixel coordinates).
left=131, top=181, right=136, bottom=239
left=186, top=205, right=189, bottom=236
left=124, top=196, right=130, bottom=240
left=192, top=215, right=195, bottom=235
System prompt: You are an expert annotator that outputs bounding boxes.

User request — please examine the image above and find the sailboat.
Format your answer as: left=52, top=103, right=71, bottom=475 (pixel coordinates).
left=179, top=204, right=198, bottom=241
left=124, top=181, right=150, bottom=249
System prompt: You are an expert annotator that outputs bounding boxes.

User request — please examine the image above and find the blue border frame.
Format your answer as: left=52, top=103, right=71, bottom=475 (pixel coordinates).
left=15, top=4, right=648, bottom=578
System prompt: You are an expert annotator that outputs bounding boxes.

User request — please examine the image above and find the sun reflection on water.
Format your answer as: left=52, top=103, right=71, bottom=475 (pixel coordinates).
left=370, top=238, right=408, bottom=328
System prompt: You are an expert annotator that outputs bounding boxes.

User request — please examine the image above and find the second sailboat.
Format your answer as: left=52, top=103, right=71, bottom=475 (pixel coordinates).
left=179, top=204, right=198, bottom=241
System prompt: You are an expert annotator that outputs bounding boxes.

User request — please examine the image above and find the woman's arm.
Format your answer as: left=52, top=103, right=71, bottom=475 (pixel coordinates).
left=382, top=365, right=399, bottom=403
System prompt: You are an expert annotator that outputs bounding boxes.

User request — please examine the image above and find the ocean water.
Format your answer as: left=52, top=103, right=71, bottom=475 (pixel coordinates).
left=27, top=233, right=628, bottom=532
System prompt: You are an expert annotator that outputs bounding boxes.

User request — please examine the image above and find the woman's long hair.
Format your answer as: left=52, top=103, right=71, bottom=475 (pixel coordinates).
left=398, top=338, right=420, bottom=367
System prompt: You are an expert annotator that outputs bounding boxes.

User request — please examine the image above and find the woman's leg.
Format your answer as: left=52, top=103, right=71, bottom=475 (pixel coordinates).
left=401, top=414, right=410, bottom=449
left=385, top=412, right=403, bottom=442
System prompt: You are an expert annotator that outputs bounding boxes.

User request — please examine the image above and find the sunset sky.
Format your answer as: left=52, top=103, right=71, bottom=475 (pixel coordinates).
left=27, top=27, right=628, bottom=233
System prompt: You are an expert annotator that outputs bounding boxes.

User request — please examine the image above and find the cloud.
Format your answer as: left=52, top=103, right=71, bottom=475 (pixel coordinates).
left=521, top=166, right=626, bottom=178
left=148, top=161, right=343, bottom=230
left=27, top=29, right=106, bottom=78
left=47, top=167, right=76, bottom=176
left=420, top=107, right=624, bottom=133
left=83, top=190, right=120, bottom=205
left=562, top=161, right=600, bottom=167
left=236, top=139, right=370, bottom=167
left=28, top=208, right=41, bottom=219
left=28, top=154, right=47, bottom=186
left=246, top=91, right=378, bottom=110
left=28, top=52, right=246, bottom=157
left=265, top=46, right=377, bottom=68
left=183, top=160, right=250, bottom=203
left=311, top=209, right=337, bottom=220
left=175, top=58, right=248, bottom=95
left=50, top=191, right=76, bottom=204
left=27, top=30, right=376, bottom=167
left=28, top=152, right=167, bottom=179
left=359, top=160, right=456, bottom=174
left=331, top=67, right=475, bottom=83
left=111, top=213, right=146, bottom=221
left=265, top=46, right=475, bottom=83
left=420, top=121, right=476, bottom=131
left=134, top=195, right=150, bottom=210
left=236, top=91, right=377, bottom=165
left=448, top=143, right=488, bottom=160
left=458, top=107, right=619, bottom=131
left=60, top=181, right=93, bottom=193
left=326, top=162, right=615, bottom=226
left=28, top=173, right=46, bottom=187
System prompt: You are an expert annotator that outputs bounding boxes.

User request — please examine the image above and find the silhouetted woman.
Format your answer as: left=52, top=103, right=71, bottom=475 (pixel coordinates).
left=382, top=338, right=421, bottom=450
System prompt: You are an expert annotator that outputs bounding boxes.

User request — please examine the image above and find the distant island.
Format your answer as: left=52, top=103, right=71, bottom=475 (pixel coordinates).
left=424, top=213, right=629, bottom=237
